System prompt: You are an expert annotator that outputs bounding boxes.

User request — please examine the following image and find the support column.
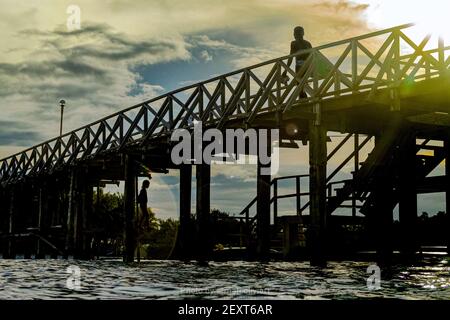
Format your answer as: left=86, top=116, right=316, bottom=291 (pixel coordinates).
left=445, top=139, right=450, bottom=255
left=124, top=155, right=137, bottom=263
left=73, top=174, right=83, bottom=258
left=7, top=187, right=15, bottom=259
left=65, top=170, right=76, bottom=257
left=308, top=114, right=327, bottom=267
left=178, top=165, right=193, bottom=260
left=0, top=187, right=5, bottom=256
left=83, top=182, right=93, bottom=259
left=49, top=179, right=60, bottom=229
left=23, top=182, right=35, bottom=259
left=373, top=175, right=394, bottom=266
left=36, top=184, right=44, bottom=258
left=398, top=133, right=418, bottom=258
left=73, top=170, right=91, bottom=259
left=196, top=164, right=211, bottom=262
left=256, top=158, right=271, bottom=260
left=372, top=135, right=394, bottom=266
left=43, top=180, right=54, bottom=257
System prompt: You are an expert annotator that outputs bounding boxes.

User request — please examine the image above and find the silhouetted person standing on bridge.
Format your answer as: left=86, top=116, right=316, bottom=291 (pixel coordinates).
left=137, top=178, right=151, bottom=231
left=283, top=26, right=312, bottom=98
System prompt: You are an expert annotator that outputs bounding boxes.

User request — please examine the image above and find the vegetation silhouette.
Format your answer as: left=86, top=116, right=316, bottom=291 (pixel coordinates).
left=90, top=190, right=242, bottom=259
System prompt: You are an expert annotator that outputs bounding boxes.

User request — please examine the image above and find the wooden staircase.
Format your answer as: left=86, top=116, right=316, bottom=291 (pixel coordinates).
left=233, top=127, right=446, bottom=255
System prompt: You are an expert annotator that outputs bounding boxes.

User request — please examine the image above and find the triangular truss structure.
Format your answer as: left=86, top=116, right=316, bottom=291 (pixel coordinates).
left=1, top=24, right=449, bottom=185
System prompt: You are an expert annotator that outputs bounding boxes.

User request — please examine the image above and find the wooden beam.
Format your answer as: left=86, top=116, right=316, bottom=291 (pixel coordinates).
left=123, top=154, right=137, bottom=263
left=308, top=118, right=328, bottom=267
left=83, top=181, right=93, bottom=258
left=36, top=183, right=44, bottom=258
left=65, top=170, right=76, bottom=257
left=445, top=139, right=450, bottom=255
left=196, top=163, right=211, bottom=262
left=178, top=165, right=193, bottom=260
left=256, top=160, right=271, bottom=260
left=372, top=135, right=394, bottom=266
left=398, top=132, right=418, bottom=257
left=7, top=187, right=15, bottom=258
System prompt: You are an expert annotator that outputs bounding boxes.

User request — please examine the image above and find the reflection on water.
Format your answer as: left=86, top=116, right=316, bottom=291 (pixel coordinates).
left=0, top=257, right=449, bottom=299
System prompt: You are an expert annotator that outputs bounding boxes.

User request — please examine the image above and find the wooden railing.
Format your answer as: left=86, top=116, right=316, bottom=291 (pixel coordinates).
left=2, top=24, right=449, bottom=185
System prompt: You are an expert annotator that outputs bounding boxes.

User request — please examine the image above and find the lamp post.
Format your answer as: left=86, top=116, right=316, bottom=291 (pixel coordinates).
left=59, top=99, right=66, bottom=136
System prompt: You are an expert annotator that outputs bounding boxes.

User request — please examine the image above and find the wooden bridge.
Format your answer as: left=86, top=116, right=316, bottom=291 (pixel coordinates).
left=1, top=24, right=449, bottom=265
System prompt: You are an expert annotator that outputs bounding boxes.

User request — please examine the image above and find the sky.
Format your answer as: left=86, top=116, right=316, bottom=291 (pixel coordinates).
left=0, top=0, right=448, bottom=219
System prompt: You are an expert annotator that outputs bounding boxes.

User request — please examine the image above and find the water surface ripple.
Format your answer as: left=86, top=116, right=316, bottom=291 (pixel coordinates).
left=0, top=258, right=449, bottom=299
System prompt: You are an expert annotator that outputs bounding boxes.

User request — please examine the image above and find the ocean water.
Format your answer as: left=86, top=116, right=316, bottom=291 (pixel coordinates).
left=0, top=257, right=449, bottom=300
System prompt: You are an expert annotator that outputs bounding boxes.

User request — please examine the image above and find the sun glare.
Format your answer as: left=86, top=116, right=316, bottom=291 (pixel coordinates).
left=414, top=6, right=450, bottom=43
left=354, top=0, right=450, bottom=43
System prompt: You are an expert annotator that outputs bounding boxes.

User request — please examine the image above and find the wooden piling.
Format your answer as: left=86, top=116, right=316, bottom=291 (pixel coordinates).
left=445, top=139, right=450, bottom=255
left=36, top=184, right=44, bottom=258
left=83, top=182, right=93, bottom=258
left=372, top=134, right=394, bottom=266
left=373, top=178, right=394, bottom=266
left=179, top=165, right=193, bottom=260
left=256, top=133, right=271, bottom=260
left=196, top=164, right=211, bottom=262
left=0, top=186, right=5, bottom=256
left=6, top=187, right=15, bottom=258
left=398, top=133, right=418, bottom=258
left=65, top=170, right=76, bottom=257
left=124, top=154, right=137, bottom=263
left=308, top=113, right=328, bottom=267
left=73, top=170, right=91, bottom=259
left=73, top=176, right=81, bottom=258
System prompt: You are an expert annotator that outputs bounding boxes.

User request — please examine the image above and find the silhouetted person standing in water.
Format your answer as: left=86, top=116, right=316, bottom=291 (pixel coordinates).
left=137, top=178, right=151, bottom=231
left=283, top=26, right=312, bottom=98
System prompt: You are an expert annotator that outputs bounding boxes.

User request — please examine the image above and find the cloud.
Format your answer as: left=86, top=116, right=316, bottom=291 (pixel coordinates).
left=0, top=0, right=381, bottom=218
left=312, top=0, right=370, bottom=12
left=200, top=50, right=213, bottom=62
left=0, top=0, right=374, bottom=146
left=0, top=22, right=193, bottom=145
left=0, top=131, right=40, bottom=146
left=0, top=120, right=42, bottom=146
left=187, top=34, right=276, bottom=69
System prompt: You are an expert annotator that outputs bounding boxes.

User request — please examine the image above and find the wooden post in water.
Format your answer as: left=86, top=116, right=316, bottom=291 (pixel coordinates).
left=36, top=183, right=44, bottom=258
left=296, top=176, right=301, bottom=216
left=309, top=103, right=327, bottom=267
left=273, top=179, right=278, bottom=223
left=398, top=133, right=418, bottom=258
left=48, top=179, right=59, bottom=258
left=353, top=134, right=359, bottom=219
left=135, top=175, right=140, bottom=263
left=0, top=186, right=5, bottom=256
left=73, top=173, right=82, bottom=258
left=373, top=176, right=394, bottom=265
left=256, top=131, right=271, bottom=260
left=124, top=154, right=137, bottom=263
left=7, top=187, right=15, bottom=259
left=445, top=139, right=450, bottom=255
left=37, top=180, right=52, bottom=258
left=73, top=169, right=91, bottom=259
left=83, top=182, right=93, bottom=259
left=372, top=134, right=394, bottom=266
left=179, top=165, right=193, bottom=260
left=196, top=163, right=211, bottom=262
left=23, top=182, right=34, bottom=259
left=65, top=170, right=76, bottom=258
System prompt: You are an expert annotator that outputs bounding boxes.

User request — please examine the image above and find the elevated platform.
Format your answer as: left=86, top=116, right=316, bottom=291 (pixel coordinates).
left=0, top=24, right=449, bottom=264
